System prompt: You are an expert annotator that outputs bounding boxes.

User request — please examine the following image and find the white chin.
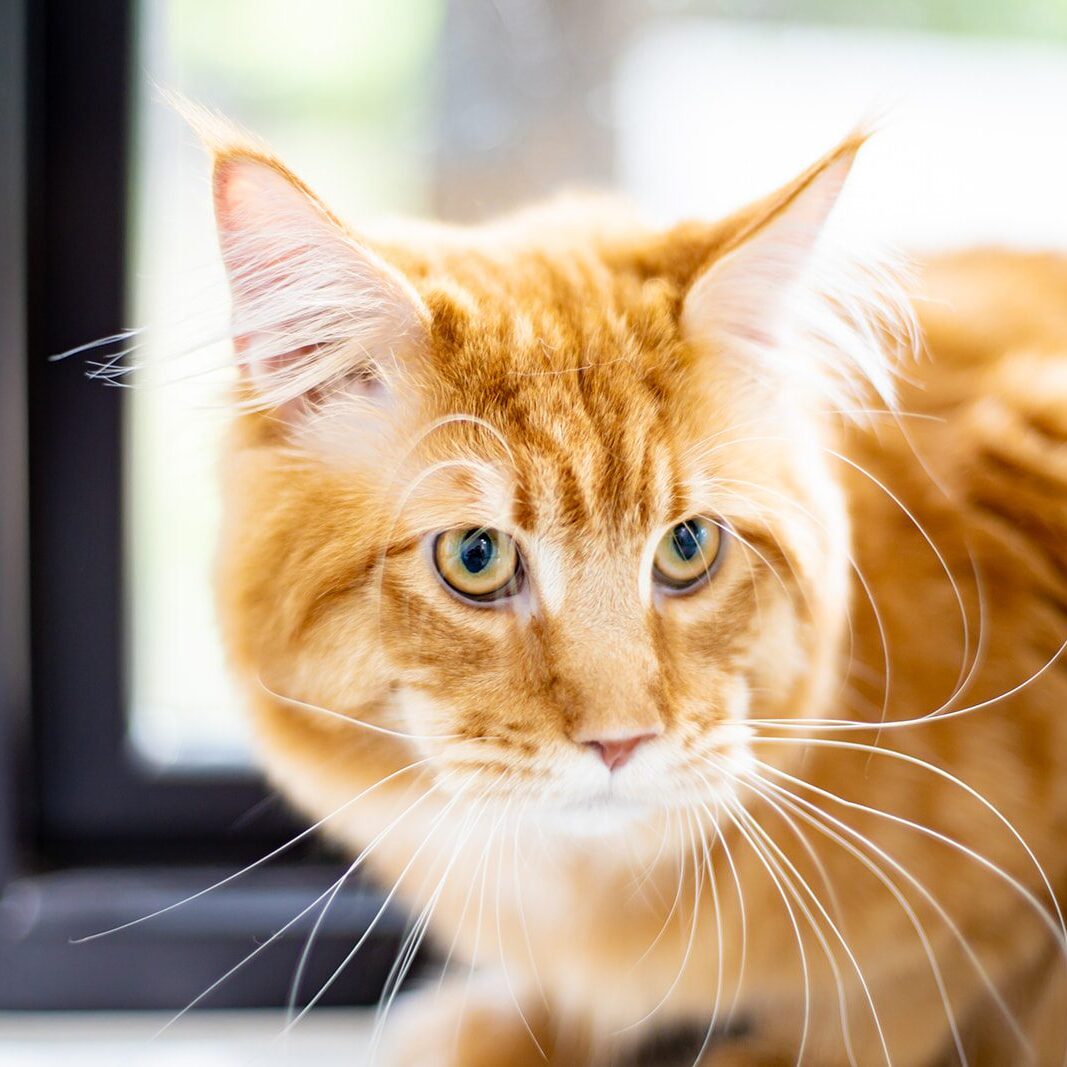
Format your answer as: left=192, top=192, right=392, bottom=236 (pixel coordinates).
left=534, top=793, right=655, bottom=836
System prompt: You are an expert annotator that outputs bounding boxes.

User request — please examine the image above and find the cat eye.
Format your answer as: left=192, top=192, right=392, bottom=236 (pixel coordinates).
left=433, top=528, right=523, bottom=603
left=652, top=517, right=726, bottom=592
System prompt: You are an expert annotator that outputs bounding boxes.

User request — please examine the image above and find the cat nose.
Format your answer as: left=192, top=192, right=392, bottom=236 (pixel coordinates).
left=584, top=733, right=657, bottom=772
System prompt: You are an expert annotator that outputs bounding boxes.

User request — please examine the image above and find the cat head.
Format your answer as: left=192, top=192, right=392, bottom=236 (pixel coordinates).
left=208, top=119, right=908, bottom=820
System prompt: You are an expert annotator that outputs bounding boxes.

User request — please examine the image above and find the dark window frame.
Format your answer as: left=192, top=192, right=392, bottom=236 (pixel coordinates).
left=25, top=0, right=291, bottom=861
left=0, top=0, right=30, bottom=899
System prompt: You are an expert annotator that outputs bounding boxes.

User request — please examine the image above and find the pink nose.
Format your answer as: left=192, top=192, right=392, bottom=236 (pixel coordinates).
left=585, top=734, right=655, bottom=772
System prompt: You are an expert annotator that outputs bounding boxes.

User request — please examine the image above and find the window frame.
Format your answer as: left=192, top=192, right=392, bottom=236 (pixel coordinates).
left=0, top=0, right=29, bottom=900
left=24, top=0, right=292, bottom=860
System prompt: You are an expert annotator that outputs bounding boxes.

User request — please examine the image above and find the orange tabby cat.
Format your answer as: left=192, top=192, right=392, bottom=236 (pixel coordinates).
left=201, top=113, right=1067, bottom=1065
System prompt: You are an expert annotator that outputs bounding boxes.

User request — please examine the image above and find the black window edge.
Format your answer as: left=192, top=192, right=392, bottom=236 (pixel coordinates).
left=23, top=0, right=300, bottom=856
left=1, top=0, right=29, bottom=896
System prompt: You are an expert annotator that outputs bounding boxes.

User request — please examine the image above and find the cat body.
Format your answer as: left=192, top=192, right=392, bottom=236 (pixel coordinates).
left=203, top=117, right=1067, bottom=1065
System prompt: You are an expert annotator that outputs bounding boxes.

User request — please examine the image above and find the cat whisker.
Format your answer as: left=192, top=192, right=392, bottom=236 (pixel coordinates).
left=863, top=404, right=994, bottom=723
left=705, top=521, right=793, bottom=654
left=286, top=850, right=361, bottom=1025
left=743, top=429, right=983, bottom=731
left=622, top=822, right=659, bottom=906
left=826, top=407, right=945, bottom=424
left=491, top=797, right=549, bottom=1062
left=161, top=771, right=452, bottom=1037
left=824, top=448, right=974, bottom=718
left=512, top=795, right=550, bottom=1011
left=714, top=475, right=893, bottom=726
left=398, top=412, right=517, bottom=474
left=368, top=791, right=496, bottom=1062
left=624, top=804, right=680, bottom=907
left=285, top=780, right=472, bottom=1033
left=743, top=762, right=1031, bottom=1061
left=285, top=770, right=473, bottom=1026
left=437, top=788, right=537, bottom=1062
left=714, top=478, right=859, bottom=711
left=739, top=629, right=1067, bottom=734
left=710, top=516, right=790, bottom=602
left=717, top=787, right=873, bottom=1067
left=369, top=454, right=509, bottom=648
left=617, top=805, right=707, bottom=1034
left=255, top=673, right=483, bottom=742
left=682, top=432, right=802, bottom=474
left=506, top=354, right=634, bottom=378
left=71, top=754, right=436, bottom=945
left=709, top=800, right=749, bottom=1032
left=629, top=808, right=690, bottom=971
left=287, top=768, right=474, bottom=1025
left=715, top=796, right=813, bottom=1066
left=740, top=733, right=1067, bottom=957
left=900, top=630, right=1067, bottom=728
left=451, top=792, right=501, bottom=1062
left=693, top=804, right=726, bottom=1065
left=433, top=794, right=504, bottom=1004
left=705, top=500, right=800, bottom=600
left=702, top=752, right=844, bottom=933
left=679, top=423, right=797, bottom=470
left=936, top=542, right=989, bottom=722
left=751, top=753, right=1067, bottom=961
left=53, top=328, right=144, bottom=363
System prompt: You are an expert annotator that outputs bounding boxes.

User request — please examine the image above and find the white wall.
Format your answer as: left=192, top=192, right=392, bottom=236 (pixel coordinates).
left=616, top=20, right=1067, bottom=252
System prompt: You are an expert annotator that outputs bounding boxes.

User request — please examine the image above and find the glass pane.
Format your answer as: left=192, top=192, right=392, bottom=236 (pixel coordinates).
left=615, top=15, right=1067, bottom=251
left=125, top=0, right=443, bottom=768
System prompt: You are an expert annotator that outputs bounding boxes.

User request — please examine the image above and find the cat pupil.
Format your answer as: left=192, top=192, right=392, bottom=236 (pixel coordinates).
left=672, top=522, right=702, bottom=562
left=461, top=531, right=494, bottom=574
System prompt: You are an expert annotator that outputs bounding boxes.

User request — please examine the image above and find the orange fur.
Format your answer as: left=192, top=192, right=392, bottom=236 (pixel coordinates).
left=204, top=126, right=1067, bottom=1065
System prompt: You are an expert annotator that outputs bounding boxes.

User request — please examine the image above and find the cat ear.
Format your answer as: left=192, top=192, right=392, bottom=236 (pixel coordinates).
left=680, top=134, right=902, bottom=406
left=682, top=135, right=861, bottom=349
left=212, top=152, right=430, bottom=417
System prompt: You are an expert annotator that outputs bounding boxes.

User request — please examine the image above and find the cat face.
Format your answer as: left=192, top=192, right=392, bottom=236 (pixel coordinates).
left=371, top=343, right=843, bottom=815
left=209, top=127, right=899, bottom=822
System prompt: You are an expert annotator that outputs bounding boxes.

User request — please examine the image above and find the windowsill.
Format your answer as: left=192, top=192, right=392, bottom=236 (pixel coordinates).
left=0, top=867, right=419, bottom=1011
left=0, top=1008, right=375, bottom=1065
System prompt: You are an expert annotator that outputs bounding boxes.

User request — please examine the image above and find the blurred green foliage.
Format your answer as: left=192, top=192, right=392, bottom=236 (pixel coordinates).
left=682, top=0, right=1067, bottom=41
left=166, top=0, right=444, bottom=117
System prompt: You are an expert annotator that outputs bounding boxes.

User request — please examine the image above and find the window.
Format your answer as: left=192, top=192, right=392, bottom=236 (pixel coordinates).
left=3, top=0, right=1065, bottom=1016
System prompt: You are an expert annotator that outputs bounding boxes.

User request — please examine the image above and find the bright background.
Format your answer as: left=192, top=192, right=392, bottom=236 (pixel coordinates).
left=125, top=0, right=1067, bottom=767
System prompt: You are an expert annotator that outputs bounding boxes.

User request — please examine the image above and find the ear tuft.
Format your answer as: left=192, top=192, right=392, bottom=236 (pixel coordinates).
left=162, top=89, right=269, bottom=163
